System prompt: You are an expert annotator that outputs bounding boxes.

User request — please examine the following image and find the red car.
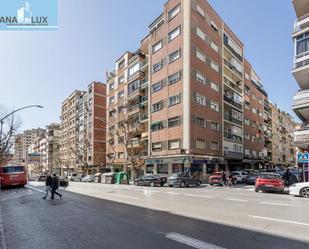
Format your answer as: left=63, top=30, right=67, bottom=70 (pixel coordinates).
left=209, top=172, right=223, bottom=185
left=0, top=165, right=27, bottom=188
left=255, top=173, right=284, bottom=193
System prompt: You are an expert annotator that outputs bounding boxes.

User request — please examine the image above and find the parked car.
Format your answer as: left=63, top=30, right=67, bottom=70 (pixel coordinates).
left=255, top=173, right=284, bottom=193
left=68, top=173, right=78, bottom=182
left=245, top=173, right=260, bottom=185
left=134, top=175, right=167, bottom=187
left=81, top=175, right=95, bottom=182
left=37, top=175, right=47, bottom=182
left=167, top=173, right=201, bottom=188
left=209, top=172, right=222, bottom=186
left=289, top=182, right=309, bottom=198
left=231, top=171, right=248, bottom=183
left=74, top=174, right=86, bottom=182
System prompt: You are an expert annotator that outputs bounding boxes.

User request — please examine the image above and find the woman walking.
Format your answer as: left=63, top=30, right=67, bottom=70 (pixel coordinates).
left=51, top=173, right=62, bottom=200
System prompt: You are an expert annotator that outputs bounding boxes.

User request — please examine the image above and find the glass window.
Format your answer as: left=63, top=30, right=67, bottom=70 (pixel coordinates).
left=169, top=139, right=180, bottom=150
left=196, top=93, right=206, bottom=106
left=210, top=121, right=220, bottom=131
left=128, top=63, right=139, bottom=77
left=169, top=94, right=181, bottom=107
left=196, top=5, right=205, bottom=18
left=128, top=80, right=139, bottom=94
left=152, top=142, right=162, bottom=151
left=109, top=82, right=115, bottom=90
left=118, top=60, right=125, bottom=69
left=196, top=117, right=205, bottom=127
left=168, top=4, right=181, bottom=21
left=168, top=26, right=181, bottom=42
left=169, top=49, right=181, bottom=63
left=152, top=101, right=163, bottom=112
left=168, top=71, right=181, bottom=85
left=196, top=139, right=206, bottom=149
left=297, top=37, right=309, bottom=55
left=118, top=91, right=124, bottom=99
left=157, top=164, right=168, bottom=174
left=118, top=76, right=125, bottom=84
left=211, top=142, right=219, bottom=150
left=118, top=152, right=125, bottom=159
left=196, top=49, right=206, bottom=62
left=109, top=96, right=115, bottom=104
left=211, top=61, right=219, bottom=72
left=211, top=82, right=219, bottom=92
left=196, top=71, right=206, bottom=84
left=152, top=81, right=163, bottom=93
left=210, top=101, right=219, bottom=112
left=211, top=42, right=219, bottom=52
left=152, top=40, right=163, bottom=54
left=168, top=116, right=180, bottom=127
left=196, top=27, right=206, bottom=40
left=153, top=60, right=163, bottom=73
left=151, top=121, right=164, bottom=131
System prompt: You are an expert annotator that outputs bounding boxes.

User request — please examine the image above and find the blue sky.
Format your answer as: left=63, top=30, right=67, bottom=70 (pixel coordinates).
left=0, top=0, right=299, bottom=132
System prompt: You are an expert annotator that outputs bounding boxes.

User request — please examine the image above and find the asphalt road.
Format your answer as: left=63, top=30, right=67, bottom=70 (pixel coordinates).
left=1, top=182, right=309, bottom=249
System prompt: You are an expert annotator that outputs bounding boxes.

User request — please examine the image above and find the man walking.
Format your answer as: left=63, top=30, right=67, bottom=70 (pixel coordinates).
left=42, top=174, right=52, bottom=199
left=51, top=173, right=62, bottom=200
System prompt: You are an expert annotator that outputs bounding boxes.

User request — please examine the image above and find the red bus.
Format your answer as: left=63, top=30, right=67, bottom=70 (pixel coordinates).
left=0, top=165, right=27, bottom=188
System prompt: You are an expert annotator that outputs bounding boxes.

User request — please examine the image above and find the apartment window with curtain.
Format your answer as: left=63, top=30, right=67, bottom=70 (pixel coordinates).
left=196, top=117, right=205, bottom=127
left=128, top=80, right=139, bottom=95
left=195, top=71, right=207, bottom=84
left=210, top=101, right=219, bottom=112
left=196, top=27, right=206, bottom=40
left=118, top=75, right=125, bottom=84
left=211, top=82, right=219, bottom=92
left=196, top=139, right=206, bottom=149
left=211, top=61, right=219, bottom=72
left=152, top=40, right=163, bottom=54
left=195, top=93, right=206, bottom=106
left=168, top=116, right=180, bottom=128
left=152, top=101, right=163, bottom=112
left=210, top=142, right=219, bottom=151
left=169, top=139, right=180, bottom=150
left=168, top=26, right=181, bottom=42
left=128, top=63, right=139, bottom=78
left=152, top=142, right=162, bottom=151
left=168, top=71, right=181, bottom=85
left=196, top=5, right=205, bottom=18
left=152, top=81, right=163, bottom=93
left=168, top=94, right=181, bottom=107
left=169, top=49, right=181, bottom=63
left=153, top=60, right=163, bottom=73
left=195, top=49, right=206, bottom=63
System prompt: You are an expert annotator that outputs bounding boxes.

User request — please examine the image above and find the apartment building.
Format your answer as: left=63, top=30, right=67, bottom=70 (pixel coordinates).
left=13, top=128, right=45, bottom=165
left=243, top=60, right=268, bottom=169
left=46, top=123, right=61, bottom=173
left=270, top=103, right=296, bottom=166
left=292, top=0, right=309, bottom=153
left=106, top=0, right=297, bottom=179
left=60, top=82, right=106, bottom=174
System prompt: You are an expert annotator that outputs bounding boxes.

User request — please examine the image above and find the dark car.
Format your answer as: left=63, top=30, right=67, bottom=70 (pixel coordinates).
left=74, top=174, right=86, bottom=182
left=134, top=175, right=167, bottom=187
left=167, top=173, right=201, bottom=188
left=245, top=173, right=260, bottom=185
left=37, top=175, right=47, bottom=182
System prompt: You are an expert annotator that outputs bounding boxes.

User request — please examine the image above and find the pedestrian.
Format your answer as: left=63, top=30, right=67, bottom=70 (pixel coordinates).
left=227, top=172, right=234, bottom=188
left=42, top=174, right=52, bottom=199
left=51, top=173, right=62, bottom=200
left=221, top=171, right=227, bottom=187
left=283, top=169, right=290, bottom=186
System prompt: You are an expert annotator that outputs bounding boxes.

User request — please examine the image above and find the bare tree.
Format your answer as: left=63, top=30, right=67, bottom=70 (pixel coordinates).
left=0, top=109, right=21, bottom=166
left=70, top=137, right=92, bottom=174
left=108, top=102, right=146, bottom=178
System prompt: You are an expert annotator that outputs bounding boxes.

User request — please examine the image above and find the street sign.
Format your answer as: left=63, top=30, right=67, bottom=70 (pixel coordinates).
left=297, top=153, right=309, bottom=163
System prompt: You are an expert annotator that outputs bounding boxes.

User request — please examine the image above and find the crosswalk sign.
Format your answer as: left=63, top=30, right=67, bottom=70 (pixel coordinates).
left=297, top=153, right=309, bottom=163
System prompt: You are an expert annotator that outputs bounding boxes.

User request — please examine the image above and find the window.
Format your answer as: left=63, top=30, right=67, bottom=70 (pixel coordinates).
left=152, top=40, right=163, bottom=54
left=157, top=164, right=168, bottom=174
left=196, top=49, right=206, bottom=63
left=118, top=152, right=125, bottom=159
left=169, top=49, right=181, bottom=63
left=196, top=71, right=207, bottom=84
left=210, top=121, right=220, bottom=131
left=251, top=121, right=257, bottom=128
left=153, top=60, right=163, bottom=73
left=196, top=139, right=206, bottom=149
left=128, top=80, right=139, bottom=94
left=196, top=5, right=205, bottom=18
left=211, top=21, right=218, bottom=31
left=196, top=117, right=205, bottom=127
left=195, top=93, right=206, bottom=106
left=210, top=101, right=219, bottom=112
left=245, top=73, right=250, bottom=80
left=118, top=136, right=124, bottom=143
left=168, top=4, right=181, bottom=21
left=118, top=76, right=125, bottom=84
left=168, top=71, right=181, bottom=85
left=152, top=101, right=163, bottom=112
left=211, top=61, right=219, bottom=72
left=118, top=60, right=125, bottom=69
left=118, top=91, right=124, bottom=99
left=245, top=101, right=250, bottom=110
left=196, top=27, right=206, bottom=40
left=211, top=41, right=219, bottom=52
left=169, top=139, right=180, bottom=150
left=211, top=142, right=219, bottom=150
left=245, top=133, right=250, bottom=140
left=252, top=136, right=257, bottom=142
left=169, top=94, right=181, bottom=107
left=168, top=26, right=181, bottom=42
left=151, top=121, right=164, bottom=131
left=168, top=116, right=180, bottom=127
left=109, top=96, right=115, bottom=104
left=128, top=63, right=139, bottom=77
left=152, top=142, right=162, bottom=151
left=245, top=149, right=250, bottom=155
left=252, top=93, right=257, bottom=100
left=211, top=82, right=219, bottom=92
left=252, top=108, right=257, bottom=114
left=152, top=81, right=163, bottom=93
left=109, top=82, right=115, bottom=91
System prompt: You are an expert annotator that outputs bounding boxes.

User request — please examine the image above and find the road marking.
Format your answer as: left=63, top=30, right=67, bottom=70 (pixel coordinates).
left=260, top=202, right=297, bottom=207
left=224, top=198, right=248, bottom=202
left=110, top=194, right=139, bottom=200
left=184, top=194, right=214, bottom=199
left=166, top=192, right=181, bottom=195
left=166, top=232, right=225, bottom=249
left=250, top=215, right=309, bottom=227
left=25, top=185, right=45, bottom=193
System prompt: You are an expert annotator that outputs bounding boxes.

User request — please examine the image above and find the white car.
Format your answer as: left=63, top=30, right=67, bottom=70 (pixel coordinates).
left=231, top=171, right=248, bottom=183
left=289, top=182, right=309, bottom=198
left=81, top=175, right=95, bottom=182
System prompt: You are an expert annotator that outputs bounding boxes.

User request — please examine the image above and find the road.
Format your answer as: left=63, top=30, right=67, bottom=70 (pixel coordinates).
left=1, top=182, right=309, bottom=249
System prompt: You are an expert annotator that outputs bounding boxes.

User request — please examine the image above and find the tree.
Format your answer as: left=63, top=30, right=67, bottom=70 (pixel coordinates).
left=108, top=101, right=146, bottom=179
left=70, top=136, right=92, bottom=174
left=0, top=109, right=21, bottom=166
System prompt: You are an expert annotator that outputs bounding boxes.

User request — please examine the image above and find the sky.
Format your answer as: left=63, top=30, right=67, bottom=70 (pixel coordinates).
left=0, top=0, right=299, bottom=132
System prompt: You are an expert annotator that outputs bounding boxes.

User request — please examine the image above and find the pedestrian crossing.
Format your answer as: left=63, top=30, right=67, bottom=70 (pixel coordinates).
left=0, top=187, right=37, bottom=202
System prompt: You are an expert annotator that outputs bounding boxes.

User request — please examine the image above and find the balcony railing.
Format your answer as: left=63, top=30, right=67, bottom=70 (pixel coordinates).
left=224, top=59, right=243, bottom=79
left=293, top=90, right=309, bottom=107
left=294, top=128, right=309, bottom=143
left=224, top=114, right=242, bottom=126
left=224, top=151, right=243, bottom=159
left=224, top=132, right=243, bottom=143
left=294, top=57, right=309, bottom=70
left=140, top=113, right=148, bottom=122
left=294, top=13, right=309, bottom=33
left=224, top=95, right=242, bottom=110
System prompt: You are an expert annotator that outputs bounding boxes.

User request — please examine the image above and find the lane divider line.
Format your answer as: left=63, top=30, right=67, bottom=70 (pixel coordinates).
left=25, top=185, right=45, bottom=193
left=184, top=194, right=214, bottom=199
left=224, top=198, right=248, bottom=202
left=110, top=194, right=139, bottom=200
left=250, top=215, right=309, bottom=227
left=166, top=232, right=226, bottom=249
left=260, top=202, right=297, bottom=207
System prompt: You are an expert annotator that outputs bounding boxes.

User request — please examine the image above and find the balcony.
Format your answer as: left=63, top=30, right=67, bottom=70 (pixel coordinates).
left=139, top=112, right=148, bottom=122
left=224, top=113, right=242, bottom=126
left=224, top=151, right=243, bottom=159
left=292, top=55, right=309, bottom=90
left=294, top=12, right=309, bottom=34
left=294, top=128, right=309, bottom=149
left=224, top=132, right=243, bottom=144
left=140, top=95, right=148, bottom=106
left=224, top=59, right=243, bottom=81
left=224, top=95, right=242, bottom=110
left=293, top=90, right=309, bottom=121
left=140, top=78, right=149, bottom=89
left=293, top=0, right=309, bottom=19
